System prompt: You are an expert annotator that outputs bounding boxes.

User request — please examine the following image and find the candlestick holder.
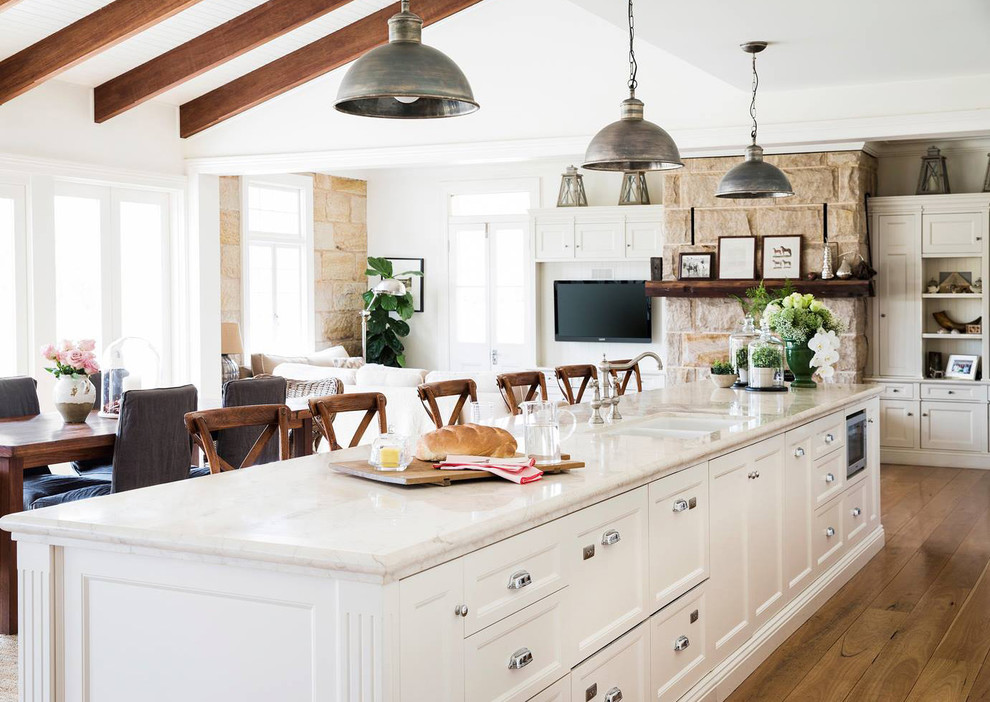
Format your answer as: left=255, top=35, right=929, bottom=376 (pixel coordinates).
left=821, top=244, right=834, bottom=280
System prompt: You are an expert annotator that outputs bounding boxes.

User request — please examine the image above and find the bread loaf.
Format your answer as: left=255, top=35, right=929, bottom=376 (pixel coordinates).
left=415, top=424, right=517, bottom=462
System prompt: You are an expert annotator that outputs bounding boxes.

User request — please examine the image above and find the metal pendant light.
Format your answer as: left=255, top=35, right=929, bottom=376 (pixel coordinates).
left=716, top=42, right=794, bottom=199
left=582, top=0, right=682, bottom=172
left=334, top=0, right=478, bottom=119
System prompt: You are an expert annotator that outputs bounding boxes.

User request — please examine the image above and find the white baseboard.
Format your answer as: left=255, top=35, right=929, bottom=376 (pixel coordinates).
left=881, top=448, right=990, bottom=469
left=682, top=526, right=886, bottom=702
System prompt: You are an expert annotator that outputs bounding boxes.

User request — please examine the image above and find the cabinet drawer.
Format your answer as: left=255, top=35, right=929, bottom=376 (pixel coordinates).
left=813, top=452, right=844, bottom=507
left=880, top=382, right=917, bottom=400
left=464, top=590, right=567, bottom=702
left=650, top=584, right=709, bottom=702
left=843, top=480, right=870, bottom=549
left=920, top=383, right=988, bottom=402
left=569, top=622, right=650, bottom=702
left=922, top=211, right=984, bottom=255
left=812, top=413, right=845, bottom=459
left=566, top=487, right=649, bottom=661
left=813, top=500, right=844, bottom=572
left=463, top=520, right=566, bottom=636
left=921, top=401, right=988, bottom=452
left=529, top=675, right=569, bottom=702
left=649, top=463, right=709, bottom=611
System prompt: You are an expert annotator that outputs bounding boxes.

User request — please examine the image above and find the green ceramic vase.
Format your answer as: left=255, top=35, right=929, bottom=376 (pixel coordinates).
left=785, top=340, right=817, bottom=389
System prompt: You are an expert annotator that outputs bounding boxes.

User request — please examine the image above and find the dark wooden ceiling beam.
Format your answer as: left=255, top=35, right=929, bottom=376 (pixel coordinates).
left=95, top=0, right=357, bottom=123
left=179, top=0, right=482, bottom=138
left=0, top=0, right=205, bottom=105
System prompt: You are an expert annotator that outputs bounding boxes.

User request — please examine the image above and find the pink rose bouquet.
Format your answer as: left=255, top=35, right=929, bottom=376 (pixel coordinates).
left=41, top=339, right=100, bottom=379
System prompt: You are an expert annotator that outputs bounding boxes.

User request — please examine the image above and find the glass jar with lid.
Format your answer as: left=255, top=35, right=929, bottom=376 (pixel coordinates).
left=369, top=426, right=413, bottom=472
left=99, top=337, right=161, bottom=417
left=747, top=319, right=786, bottom=392
left=728, top=315, right=759, bottom=388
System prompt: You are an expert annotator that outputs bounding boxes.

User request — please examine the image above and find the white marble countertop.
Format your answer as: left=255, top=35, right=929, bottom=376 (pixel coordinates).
left=0, top=381, right=881, bottom=582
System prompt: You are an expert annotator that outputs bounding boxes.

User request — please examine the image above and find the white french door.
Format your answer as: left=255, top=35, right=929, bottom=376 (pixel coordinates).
left=0, top=182, right=27, bottom=376
left=449, top=221, right=532, bottom=371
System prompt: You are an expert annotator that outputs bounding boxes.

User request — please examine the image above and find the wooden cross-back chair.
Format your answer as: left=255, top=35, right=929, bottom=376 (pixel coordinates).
left=308, top=392, right=388, bottom=452
left=184, top=405, right=290, bottom=474
left=497, top=371, right=548, bottom=415
left=608, top=360, right=643, bottom=396
left=554, top=364, right=598, bottom=405
left=417, top=379, right=478, bottom=429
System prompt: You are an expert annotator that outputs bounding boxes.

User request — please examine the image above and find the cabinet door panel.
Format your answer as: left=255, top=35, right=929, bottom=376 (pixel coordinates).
left=649, top=462, right=709, bottom=611
left=783, top=425, right=814, bottom=599
left=920, top=401, right=988, bottom=452
left=398, top=560, right=465, bottom=702
left=880, top=399, right=919, bottom=449
left=922, top=212, right=983, bottom=255
left=747, top=437, right=785, bottom=628
left=535, top=221, right=574, bottom=260
left=813, top=500, right=844, bottom=572
left=625, top=220, right=662, bottom=258
left=574, top=220, right=624, bottom=259
left=876, top=213, right=921, bottom=377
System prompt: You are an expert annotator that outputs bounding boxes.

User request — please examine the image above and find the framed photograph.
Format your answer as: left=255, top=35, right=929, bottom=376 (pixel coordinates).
left=945, top=354, right=980, bottom=381
left=678, top=252, right=714, bottom=280
left=718, top=236, right=757, bottom=280
left=384, top=257, right=424, bottom=313
left=762, top=236, right=802, bottom=279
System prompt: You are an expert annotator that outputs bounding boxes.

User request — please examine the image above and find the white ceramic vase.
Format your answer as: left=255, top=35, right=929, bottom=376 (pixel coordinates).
left=53, top=375, right=95, bottom=423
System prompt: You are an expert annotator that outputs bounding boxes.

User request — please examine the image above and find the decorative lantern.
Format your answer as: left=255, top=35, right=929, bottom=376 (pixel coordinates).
left=556, top=166, right=588, bottom=207
left=99, top=337, right=161, bottom=418
left=728, top=315, right=760, bottom=387
left=916, top=146, right=950, bottom=195
left=982, top=153, right=990, bottom=193
left=618, top=171, right=650, bottom=205
left=746, top=319, right=786, bottom=392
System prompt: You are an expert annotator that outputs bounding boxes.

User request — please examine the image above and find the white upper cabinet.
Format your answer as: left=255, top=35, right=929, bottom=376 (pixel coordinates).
left=535, top=219, right=574, bottom=260
left=875, top=212, right=921, bottom=378
left=531, top=206, right=663, bottom=261
left=922, top=211, right=984, bottom=255
left=575, top=219, right=625, bottom=260
left=625, top=218, right=663, bottom=258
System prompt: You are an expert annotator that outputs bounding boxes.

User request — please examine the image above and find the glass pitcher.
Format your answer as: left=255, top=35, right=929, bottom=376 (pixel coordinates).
left=520, top=401, right=561, bottom=465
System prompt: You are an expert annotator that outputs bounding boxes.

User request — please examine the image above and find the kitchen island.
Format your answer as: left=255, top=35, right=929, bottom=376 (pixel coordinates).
left=1, top=381, right=882, bottom=702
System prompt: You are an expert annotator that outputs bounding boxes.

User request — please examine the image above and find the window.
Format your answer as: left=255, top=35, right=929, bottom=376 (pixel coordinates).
left=449, top=191, right=531, bottom=217
left=0, top=184, right=26, bottom=376
left=242, top=176, right=313, bottom=356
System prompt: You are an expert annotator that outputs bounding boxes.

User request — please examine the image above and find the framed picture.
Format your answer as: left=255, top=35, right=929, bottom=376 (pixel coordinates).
left=762, top=236, right=802, bottom=279
left=718, top=236, right=757, bottom=280
left=945, top=354, right=980, bottom=381
left=678, top=252, right=714, bottom=280
left=384, top=257, right=424, bottom=313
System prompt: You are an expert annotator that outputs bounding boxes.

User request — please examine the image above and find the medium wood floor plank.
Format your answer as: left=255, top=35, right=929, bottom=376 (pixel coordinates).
left=727, top=468, right=985, bottom=702
left=967, top=649, right=990, bottom=701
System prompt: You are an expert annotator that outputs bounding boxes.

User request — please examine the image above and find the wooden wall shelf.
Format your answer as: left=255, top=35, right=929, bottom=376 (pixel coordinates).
left=644, top=279, right=874, bottom=299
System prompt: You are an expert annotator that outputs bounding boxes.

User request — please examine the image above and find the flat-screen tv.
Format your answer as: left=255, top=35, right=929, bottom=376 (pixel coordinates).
left=554, top=280, right=652, bottom=343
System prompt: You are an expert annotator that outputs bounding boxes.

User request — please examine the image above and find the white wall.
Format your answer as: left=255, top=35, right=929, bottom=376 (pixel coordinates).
left=877, top=139, right=990, bottom=196
left=347, top=158, right=666, bottom=371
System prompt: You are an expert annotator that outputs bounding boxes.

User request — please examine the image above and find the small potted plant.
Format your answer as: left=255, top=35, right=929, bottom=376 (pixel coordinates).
left=709, top=359, right=738, bottom=388
left=735, top=346, right=750, bottom=386
left=749, top=344, right=784, bottom=390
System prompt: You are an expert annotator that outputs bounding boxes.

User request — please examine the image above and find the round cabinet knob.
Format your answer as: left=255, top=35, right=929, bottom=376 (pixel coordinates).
left=923, top=413, right=929, bottom=417
left=892, top=388, right=899, bottom=392
left=825, top=433, right=834, bottom=444
left=948, top=390, right=955, bottom=395
left=881, top=313, right=887, bottom=318
left=602, top=529, right=621, bottom=546
left=794, top=447, right=805, bottom=458
left=454, top=604, right=469, bottom=617
left=674, top=635, right=691, bottom=652
left=825, top=526, right=836, bottom=538
left=825, top=473, right=835, bottom=483
left=851, top=507, right=862, bottom=517
left=868, top=418, right=874, bottom=424
left=907, top=412, right=914, bottom=417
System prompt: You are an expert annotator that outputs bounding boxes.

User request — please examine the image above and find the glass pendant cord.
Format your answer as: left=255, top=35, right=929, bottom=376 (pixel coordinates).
left=627, top=0, right=638, bottom=96
left=749, top=51, right=759, bottom=146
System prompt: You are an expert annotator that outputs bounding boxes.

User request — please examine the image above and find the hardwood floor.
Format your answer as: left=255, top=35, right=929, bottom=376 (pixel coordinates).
left=728, top=464, right=990, bottom=702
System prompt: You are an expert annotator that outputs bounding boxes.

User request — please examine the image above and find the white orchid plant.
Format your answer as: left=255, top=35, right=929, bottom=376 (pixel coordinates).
left=762, top=292, right=845, bottom=381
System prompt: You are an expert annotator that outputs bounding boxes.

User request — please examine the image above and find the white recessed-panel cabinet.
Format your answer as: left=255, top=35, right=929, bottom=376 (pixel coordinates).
left=876, top=212, right=921, bottom=378
left=574, top=220, right=625, bottom=260
left=920, top=400, right=988, bottom=452
left=922, top=211, right=984, bottom=255
left=534, top=220, right=574, bottom=260
left=879, top=399, right=919, bottom=449
left=531, top=206, right=663, bottom=262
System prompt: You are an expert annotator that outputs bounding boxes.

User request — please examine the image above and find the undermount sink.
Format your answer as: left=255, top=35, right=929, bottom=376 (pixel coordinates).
left=608, top=413, right=751, bottom=439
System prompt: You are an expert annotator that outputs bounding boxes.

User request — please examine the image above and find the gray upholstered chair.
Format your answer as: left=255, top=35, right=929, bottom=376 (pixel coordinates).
left=218, top=376, right=287, bottom=468
left=30, top=385, right=202, bottom=510
left=0, top=376, right=51, bottom=478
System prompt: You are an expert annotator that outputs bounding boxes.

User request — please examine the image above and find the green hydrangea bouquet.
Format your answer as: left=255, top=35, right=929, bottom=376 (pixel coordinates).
left=763, top=292, right=844, bottom=387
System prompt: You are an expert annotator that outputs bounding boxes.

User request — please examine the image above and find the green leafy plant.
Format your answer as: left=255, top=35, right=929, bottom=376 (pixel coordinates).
left=733, top=280, right=796, bottom=319
left=735, top=347, right=749, bottom=370
left=751, top=345, right=782, bottom=369
left=363, top=256, right=421, bottom=367
left=711, top=360, right=735, bottom=375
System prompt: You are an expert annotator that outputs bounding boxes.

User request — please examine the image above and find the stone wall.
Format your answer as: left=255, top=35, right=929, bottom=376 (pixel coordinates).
left=658, top=151, right=878, bottom=384
left=219, top=174, right=368, bottom=358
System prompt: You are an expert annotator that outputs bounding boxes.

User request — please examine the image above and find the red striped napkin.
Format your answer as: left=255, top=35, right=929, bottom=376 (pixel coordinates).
left=438, top=455, right=543, bottom=484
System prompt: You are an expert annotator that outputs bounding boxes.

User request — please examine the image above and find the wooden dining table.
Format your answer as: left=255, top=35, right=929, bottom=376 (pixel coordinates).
left=0, top=398, right=314, bottom=634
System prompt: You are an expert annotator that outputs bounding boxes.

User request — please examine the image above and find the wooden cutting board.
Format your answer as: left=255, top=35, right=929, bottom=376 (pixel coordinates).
left=329, top=454, right=584, bottom=486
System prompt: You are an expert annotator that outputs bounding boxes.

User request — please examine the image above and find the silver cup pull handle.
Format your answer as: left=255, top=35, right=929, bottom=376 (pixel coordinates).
left=507, top=570, right=532, bottom=590
left=508, top=647, right=532, bottom=670
left=604, top=687, right=623, bottom=702
left=602, top=529, right=621, bottom=546
left=672, top=498, right=689, bottom=513
left=674, top=635, right=690, bottom=652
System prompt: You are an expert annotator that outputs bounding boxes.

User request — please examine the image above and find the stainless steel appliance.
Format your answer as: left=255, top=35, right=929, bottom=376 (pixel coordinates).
left=846, top=409, right=867, bottom=479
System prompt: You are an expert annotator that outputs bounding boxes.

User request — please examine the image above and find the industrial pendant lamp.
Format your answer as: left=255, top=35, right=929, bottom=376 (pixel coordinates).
left=716, top=42, right=793, bottom=199
left=334, top=0, right=478, bottom=119
left=582, top=0, right=682, bottom=172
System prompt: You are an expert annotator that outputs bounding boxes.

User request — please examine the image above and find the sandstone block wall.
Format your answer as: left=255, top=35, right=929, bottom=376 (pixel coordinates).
left=659, top=151, right=878, bottom=384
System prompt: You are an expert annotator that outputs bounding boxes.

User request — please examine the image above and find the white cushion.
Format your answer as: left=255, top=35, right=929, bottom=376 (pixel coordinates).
left=355, top=364, right=428, bottom=388
left=305, top=346, right=349, bottom=365
left=272, top=362, right=359, bottom=386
